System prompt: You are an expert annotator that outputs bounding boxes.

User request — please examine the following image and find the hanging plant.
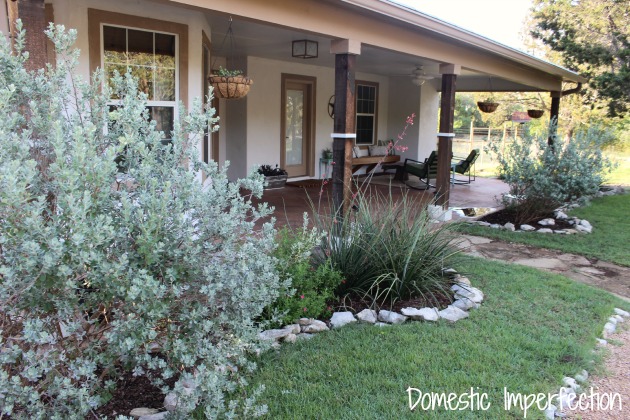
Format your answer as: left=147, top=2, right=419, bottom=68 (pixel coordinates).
left=210, top=18, right=253, bottom=100
left=209, top=67, right=253, bottom=100
left=527, top=109, right=544, bottom=119
left=477, top=99, right=499, bottom=113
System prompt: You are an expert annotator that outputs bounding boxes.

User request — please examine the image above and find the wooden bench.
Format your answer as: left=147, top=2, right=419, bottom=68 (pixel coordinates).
left=351, top=154, right=400, bottom=174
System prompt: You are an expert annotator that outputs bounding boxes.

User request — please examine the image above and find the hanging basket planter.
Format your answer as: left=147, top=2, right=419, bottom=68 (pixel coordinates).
left=527, top=109, right=545, bottom=119
left=209, top=75, right=253, bottom=100
left=477, top=101, right=499, bottom=113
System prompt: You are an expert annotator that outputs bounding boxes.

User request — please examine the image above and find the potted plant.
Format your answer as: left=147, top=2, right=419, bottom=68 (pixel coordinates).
left=258, top=164, right=288, bottom=189
left=322, top=148, right=333, bottom=160
left=209, top=66, right=253, bottom=100
left=477, top=98, right=499, bottom=113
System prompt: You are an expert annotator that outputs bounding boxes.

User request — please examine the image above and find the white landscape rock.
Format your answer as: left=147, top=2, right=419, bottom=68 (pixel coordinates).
left=401, top=307, right=439, bottom=321
left=504, top=222, right=515, bottom=231
left=596, top=338, right=608, bottom=346
left=330, top=311, right=357, bottom=329
left=614, top=308, right=630, bottom=317
left=520, top=224, right=536, bottom=231
left=259, top=328, right=292, bottom=341
left=576, top=224, right=592, bottom=233
left=456, top=276, right=471, bottom=286
left=608, top=316, right=618, bottom=325
left=284, top=324, right=301, bottom=334
left=452, top=298, right=479, bottom=311
left=580, top=220, right=592, bottom=229
left=538, top=218, right=556, bottom=226
left=378, top=310, right=408, bottom=324
left=575, top=370, right=589, bottom=383
left=438, top=305, right=469, bottom=322
left=543, top=403, right=557, bottom=420
left=356, top=309, right=378, bottom=324
left=130, top=408, right=160, bottom=418
left=301, top=319, right=329, bottom=333
left=537, top=228, right=553, bottom=233
left=603, top=322, right=616, bottom=337
left=554, top=210, right=569, bottom=220
left=490, top=224, right=501, bottom=229
left=452, top=284, right=484, bottom=303
left=374, top=322, right=390, bottom=327
left=283, top=333, right=297, bottom=343
left=164, top=393, right=178, bottom=412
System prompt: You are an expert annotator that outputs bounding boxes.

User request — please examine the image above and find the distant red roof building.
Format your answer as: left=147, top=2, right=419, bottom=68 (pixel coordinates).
left=511, top=112, right=532, bottom=123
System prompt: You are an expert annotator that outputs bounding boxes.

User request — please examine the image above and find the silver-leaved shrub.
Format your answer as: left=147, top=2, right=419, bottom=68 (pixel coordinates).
left=487, top=121, right=613, bottom=224
left=1, top=23, right=282, bottom=419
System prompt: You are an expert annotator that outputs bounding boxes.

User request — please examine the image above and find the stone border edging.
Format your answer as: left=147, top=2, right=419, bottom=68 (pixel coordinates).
left=542, top=307, right=630, bottom=419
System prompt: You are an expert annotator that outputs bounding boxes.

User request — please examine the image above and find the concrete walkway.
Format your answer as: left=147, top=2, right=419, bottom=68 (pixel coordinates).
left=457, top=235, right=630, bottom=302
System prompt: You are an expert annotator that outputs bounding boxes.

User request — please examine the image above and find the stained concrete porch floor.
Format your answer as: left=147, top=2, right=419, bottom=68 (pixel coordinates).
left=255, top=174, right=510, bottom=229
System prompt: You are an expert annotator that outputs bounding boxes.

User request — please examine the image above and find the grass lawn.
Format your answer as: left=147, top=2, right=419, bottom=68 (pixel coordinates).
left=456, top=193, right=630, bottom=267
left=249, top=257, right=630, bottom=419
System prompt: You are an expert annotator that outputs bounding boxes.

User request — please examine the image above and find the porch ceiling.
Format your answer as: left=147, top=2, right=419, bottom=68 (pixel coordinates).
left=167, top=0, right=583, bottom=92
left=206, top=15, right=545, bottom=93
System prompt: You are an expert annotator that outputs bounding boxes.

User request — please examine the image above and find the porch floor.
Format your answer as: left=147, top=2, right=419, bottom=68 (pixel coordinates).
left=254, top=175, right=509, bottom=229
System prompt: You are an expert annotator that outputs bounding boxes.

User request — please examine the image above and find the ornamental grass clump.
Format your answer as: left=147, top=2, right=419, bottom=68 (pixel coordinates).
left=315, top=189, right=459, bottom=306
left=487, top=121, right=613, bottom=225
left=1, top=24, right=281, bottom=419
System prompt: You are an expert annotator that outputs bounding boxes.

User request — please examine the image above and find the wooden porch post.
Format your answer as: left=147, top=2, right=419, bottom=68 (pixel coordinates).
left=436, top=64, right=460, bottom=208
left=330, top=39, right=360, bottom=216
left=7, top=0, right=48, bottom=71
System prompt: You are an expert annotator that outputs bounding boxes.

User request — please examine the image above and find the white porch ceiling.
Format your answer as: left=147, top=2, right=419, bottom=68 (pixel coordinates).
left=207, top=13, right=550, bottom=93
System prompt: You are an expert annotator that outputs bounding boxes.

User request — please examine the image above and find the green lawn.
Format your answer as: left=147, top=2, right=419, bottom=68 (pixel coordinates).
left=248, top=257, right=629, bottom=419
left=457, top=193, right=630, bottom=267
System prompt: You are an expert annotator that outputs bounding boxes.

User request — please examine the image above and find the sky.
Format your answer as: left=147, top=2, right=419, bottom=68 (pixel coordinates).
left=393, top=0, right=534, bottom=51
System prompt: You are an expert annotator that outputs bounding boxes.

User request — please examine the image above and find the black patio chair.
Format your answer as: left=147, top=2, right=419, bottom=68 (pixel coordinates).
left=403, top=150, right=438, bottom=190
left=451, top=149, right=479, bottom=184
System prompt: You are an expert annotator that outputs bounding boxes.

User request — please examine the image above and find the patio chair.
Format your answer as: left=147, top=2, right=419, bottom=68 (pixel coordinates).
left=403, top=150, right=438, bottom=190
left=451, top=149, right=479, bottom=184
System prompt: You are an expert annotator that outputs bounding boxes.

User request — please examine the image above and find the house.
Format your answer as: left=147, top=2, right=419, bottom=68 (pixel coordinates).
left=1, top=0, right=585, bottom=208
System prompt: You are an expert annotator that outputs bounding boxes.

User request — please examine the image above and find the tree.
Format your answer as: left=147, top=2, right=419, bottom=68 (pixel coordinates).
left=531, top=0, right=630, bottom=117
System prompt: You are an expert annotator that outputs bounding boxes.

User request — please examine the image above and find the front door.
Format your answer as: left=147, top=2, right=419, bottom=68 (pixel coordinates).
left=282, top=75, right=315, bottom=178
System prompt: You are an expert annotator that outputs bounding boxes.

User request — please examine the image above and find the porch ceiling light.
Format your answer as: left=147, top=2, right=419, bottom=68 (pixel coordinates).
left=292, top=39, right=318, bottom=59
left=411, top=66, right=433, bottom=86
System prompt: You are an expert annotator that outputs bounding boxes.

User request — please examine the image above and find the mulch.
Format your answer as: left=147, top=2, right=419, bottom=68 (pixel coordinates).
left=478, top=207, right=575, bottom=230
left=94, top=370, right=175, bottom=418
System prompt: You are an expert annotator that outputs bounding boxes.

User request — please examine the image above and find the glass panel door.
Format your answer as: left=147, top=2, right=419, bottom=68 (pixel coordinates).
left=285, top=88, right=304, bottom=167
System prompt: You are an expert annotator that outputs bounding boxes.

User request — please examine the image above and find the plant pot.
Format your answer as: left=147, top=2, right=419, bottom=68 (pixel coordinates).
left=323, top=152, right=333, bottom=160
left=264, top=174, right=288, bottom=189
left=477, top=101, right=499, bottom=113
left=527, top=109, right=544, bottom=119
left=209, top=75, right=253, bottom=99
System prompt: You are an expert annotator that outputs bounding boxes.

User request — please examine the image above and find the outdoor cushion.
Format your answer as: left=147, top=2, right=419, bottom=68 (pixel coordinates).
left=368, top=145, right=388, bottom=156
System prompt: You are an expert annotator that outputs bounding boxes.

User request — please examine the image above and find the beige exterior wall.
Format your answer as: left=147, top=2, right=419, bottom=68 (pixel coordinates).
left=0, top=0, right=8, bottom=41
left=245, top=56, right=392, bottom=179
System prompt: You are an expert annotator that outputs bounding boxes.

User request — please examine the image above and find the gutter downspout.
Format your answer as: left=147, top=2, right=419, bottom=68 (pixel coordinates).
left=548, top=82, right=582, bottom=146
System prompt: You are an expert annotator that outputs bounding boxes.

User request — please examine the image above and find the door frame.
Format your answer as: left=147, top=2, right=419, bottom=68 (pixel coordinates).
left=281, top=73, right=316, bottom=178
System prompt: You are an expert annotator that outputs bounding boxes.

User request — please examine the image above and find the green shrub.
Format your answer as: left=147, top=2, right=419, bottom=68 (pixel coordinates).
left=0, top=24, right=280, bottom=418
left=265, top=223, right=343, bottom=326
left=315, top=189, right=459, bottom=306
left=488, top=121, right=613, bottom=224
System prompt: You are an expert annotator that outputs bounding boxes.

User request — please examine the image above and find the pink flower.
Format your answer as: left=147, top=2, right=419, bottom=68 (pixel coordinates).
left=300, top=294, right=305, bottom=299
left=303, top=307, right=308, bottom=312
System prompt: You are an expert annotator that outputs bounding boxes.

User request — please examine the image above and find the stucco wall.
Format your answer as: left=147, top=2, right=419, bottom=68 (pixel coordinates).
left=0, top=0, right=8, bottom=41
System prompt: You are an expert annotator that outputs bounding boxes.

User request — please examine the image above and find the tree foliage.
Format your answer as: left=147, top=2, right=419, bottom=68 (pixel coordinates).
left=531, top=0, right=630, bottom=117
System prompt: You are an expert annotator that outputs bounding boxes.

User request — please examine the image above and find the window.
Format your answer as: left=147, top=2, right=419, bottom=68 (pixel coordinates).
left=102, top=25, right=177, bottom=139
left=355, top=81, right=378, bottom=145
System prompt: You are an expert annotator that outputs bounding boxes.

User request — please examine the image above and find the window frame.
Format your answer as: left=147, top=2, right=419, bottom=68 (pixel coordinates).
left=354, top=80, right=379, bottom=145
left=88, top=9, right=188, bottom=106
left=101, top=24, right=179, bottom=138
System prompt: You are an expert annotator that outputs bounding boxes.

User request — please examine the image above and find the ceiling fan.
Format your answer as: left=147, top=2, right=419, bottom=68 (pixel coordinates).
left=409, top=66, right=435, bottom=86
